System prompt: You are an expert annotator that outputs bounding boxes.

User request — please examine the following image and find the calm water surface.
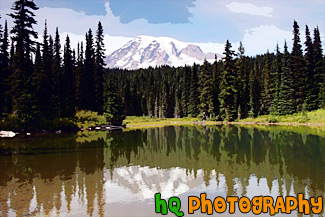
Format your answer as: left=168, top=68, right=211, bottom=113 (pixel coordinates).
left=0, top=125, right=324, bottom=216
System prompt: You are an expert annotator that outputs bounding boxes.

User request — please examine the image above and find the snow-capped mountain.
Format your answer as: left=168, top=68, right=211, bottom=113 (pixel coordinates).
left=105, top=35, right=223, bottom=70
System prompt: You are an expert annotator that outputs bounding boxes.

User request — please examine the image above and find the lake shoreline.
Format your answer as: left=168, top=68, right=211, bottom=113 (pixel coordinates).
left=125, top=120, right=325, bottom=129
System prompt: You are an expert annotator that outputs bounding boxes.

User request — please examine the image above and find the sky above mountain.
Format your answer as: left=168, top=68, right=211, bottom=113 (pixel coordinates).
left=0, top=0, right=324, bottom=56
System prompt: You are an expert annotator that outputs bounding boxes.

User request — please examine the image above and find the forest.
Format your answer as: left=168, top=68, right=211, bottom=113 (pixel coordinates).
left=0, top=0, right=324, bottom=131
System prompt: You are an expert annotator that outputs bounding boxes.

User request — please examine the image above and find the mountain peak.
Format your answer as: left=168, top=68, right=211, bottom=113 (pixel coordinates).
left=106, top=35, right=222, bottom=70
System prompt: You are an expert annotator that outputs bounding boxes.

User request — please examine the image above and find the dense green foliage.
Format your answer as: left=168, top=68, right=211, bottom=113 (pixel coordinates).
left=0, top=0, right=324, bottom=129
left=0, top=1, right=121, bottom=130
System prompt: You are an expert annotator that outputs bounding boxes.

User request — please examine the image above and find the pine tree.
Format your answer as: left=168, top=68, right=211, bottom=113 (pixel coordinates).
left=180, top=67, right=190, bottom=116
left=0, top=20, right=10, bottom=115
left=248, top=60, right=261, bottom=117
left=219, top=40, right=237, bottom=121
left=320, top=57, right=325, bottom=108
left=188, top=63, right=200, bottom=117
left=0, top=17, right=4, bottom=116
left=261, top=51, right=273, bottom=114
left=278, top=41, right=295, bottom=115
left=199, top=59, right=214, bottom=118
left=174, top=82, right=182, bottom=118
left=52, top=27, right=62, bottom=117
left=37, top=20, right=53, bottom=119
left=94, top=22, right=105, bottom=114
left=304, top=25, right=317, bottom=110
left=82, top=29, right=96, bottom=111
left=0, top=20, right=9, bottom=68
left=272, top=44, right=282, bottom=114
left=62, top=35, right=75, bottom=117
left=235, top=42, right=249, bottom=118
left=8, top=0, right=39, bottom=121
left=313, top=27, right=324, bottom=109
left=75, top=42, right=84, bottom=110
left=104, top=75, right=125, bottom=125
left=161, top=79, right=168, bottom=118
left=291, top=20, right=307, bottom=111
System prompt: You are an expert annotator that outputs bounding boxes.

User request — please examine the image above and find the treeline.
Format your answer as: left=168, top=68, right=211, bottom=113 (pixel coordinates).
left=112, top=21, right=324, bottom=121
left=0, top=0, right=115, bottom=130
left=1, top=0, right=325, bottom=131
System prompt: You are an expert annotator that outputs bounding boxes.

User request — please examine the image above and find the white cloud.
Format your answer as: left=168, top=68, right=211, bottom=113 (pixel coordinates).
left=242, top=25, right=292, bottom=55
left=226, top=2, right=273, bottom=17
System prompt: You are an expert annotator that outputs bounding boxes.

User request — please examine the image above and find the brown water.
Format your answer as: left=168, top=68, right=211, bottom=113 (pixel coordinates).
left=0, top=126, right=324, bottom=216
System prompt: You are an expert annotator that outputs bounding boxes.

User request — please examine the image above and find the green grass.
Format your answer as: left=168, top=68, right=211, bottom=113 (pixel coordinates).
left=123, top=116, right=220, bottom=129
left=70, top=109, right=325, bottom=131
left=239, top=109, right=325, bottom=124
left=74, top=110, right=106, bottom=129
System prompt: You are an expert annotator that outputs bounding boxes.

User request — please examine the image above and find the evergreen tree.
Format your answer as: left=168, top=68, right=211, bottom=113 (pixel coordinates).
left=248, top=60, right=261, bottom=117
left=291, top=20, right=307, bottom=111
left=52, top=27, right=62, bottom=117
left=320, top=57, right=325, bottom=108
left=36, top=20, right=53, bottom=119
left=62, top=35, right=75, bottom=117
left=188, top=63, right=200, bottom=117
left=235, top=42, right=249, bottom=118
left=8, top=0, right=39, bottom=121
left=0, top=20, right=9, bottom=68
left=313, top=27, right=324, bottom=109
left=304, top=25, right=317, bottom=110
left=261, top=51, right=273, bottom=114
left=219, top=40, right=237, bottom=121
left=278, top=42, right=296, bottom=115
left=161, top=79, right=168, bottom=118
left=94, top=21, right=105, bottom=114
left=82, top=29, right=96, bottom=111
left=0, top=20, right=10, bottom=115
left=180, top=67, right=190, bottom=116
left=104, top=75, right=125, bottom=125
left=174, top=82, right=182, bottom=118
left=199, top=59, right=214, bottom=118
left=75, top=42, right=84, bottom=110
left=272, top=44, right=282, bottom=114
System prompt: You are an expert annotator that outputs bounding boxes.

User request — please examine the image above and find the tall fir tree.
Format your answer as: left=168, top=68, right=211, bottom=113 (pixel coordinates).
left=52, top=27, right=62, bottom=117
left=94, top=21, right=105, bottom=113
left=37, top=20, right=53, bottom=119
left=248, top=60, right=261, bottom=117
left=75, top=42, right=84, bottom=110
left=31, top=42, right=42, bottom=115
left=235, top=42, right=249, bottom=118
left=304, top=25, right=318, bottom=110
left=313, top=27, right=324, bottom=109
left=278, top=41, right=296, bottom=115
left=291, top=20, right=307, bottom=111
left=103, top=75, right=125, bottom=125
left=261, top=51, right=273, bottom=114
left=9, top=0, right=39, bottom=126
left=0, top=20, right=11, bottom=115
left=188, top=63, right=200, bottom=117
left=219, top=40, right=237, bottom=121
left=199, top=59, right=214, bottom=118
left=61, top=35, right=75, bottom=117
left=82, top=29, right=96, bottom=111
left=272, top=44, right=282, bottom=114
left=0, top=16, right=3, bottom=116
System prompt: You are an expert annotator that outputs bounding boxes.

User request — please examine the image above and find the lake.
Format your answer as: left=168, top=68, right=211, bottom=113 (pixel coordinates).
left=0, top=125, right=324, bottom=216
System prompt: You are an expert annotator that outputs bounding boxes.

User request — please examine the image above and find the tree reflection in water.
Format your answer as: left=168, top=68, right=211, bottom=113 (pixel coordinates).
left=0, top=126, right=324, bottom=216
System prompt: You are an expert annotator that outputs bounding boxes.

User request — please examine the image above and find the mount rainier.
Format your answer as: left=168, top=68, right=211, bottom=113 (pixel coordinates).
left=105, top=35, right=222, bottom=70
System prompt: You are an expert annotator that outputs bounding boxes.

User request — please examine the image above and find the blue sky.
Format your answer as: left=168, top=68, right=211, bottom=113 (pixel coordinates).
left=0, top=0, right=324, bottom=55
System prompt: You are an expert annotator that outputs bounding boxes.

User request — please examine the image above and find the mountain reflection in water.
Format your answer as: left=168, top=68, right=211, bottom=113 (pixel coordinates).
left=0, top=126, right=324, bottom=216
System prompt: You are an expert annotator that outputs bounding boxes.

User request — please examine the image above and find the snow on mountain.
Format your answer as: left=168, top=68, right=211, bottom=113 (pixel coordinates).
left=105, top=166, right=217, bottom=201
left=105, top=35, right=223, bottom=70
